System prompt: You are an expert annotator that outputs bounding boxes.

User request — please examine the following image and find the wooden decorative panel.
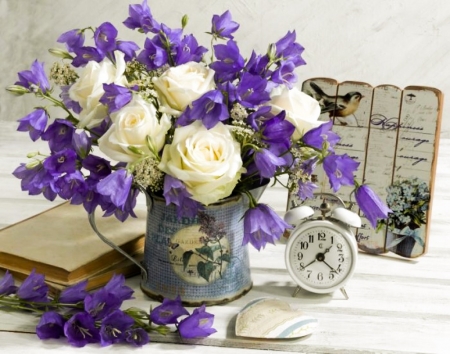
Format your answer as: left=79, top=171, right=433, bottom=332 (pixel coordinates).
left=287, top=78, right=443, bottom=258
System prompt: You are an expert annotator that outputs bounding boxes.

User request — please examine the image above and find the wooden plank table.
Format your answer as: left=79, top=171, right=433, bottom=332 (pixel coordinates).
left=0, top=121, right=449, bottom=354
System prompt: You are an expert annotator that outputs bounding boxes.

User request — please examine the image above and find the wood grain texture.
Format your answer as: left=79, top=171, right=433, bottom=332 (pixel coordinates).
left=0, top=121, right=449, bottom=353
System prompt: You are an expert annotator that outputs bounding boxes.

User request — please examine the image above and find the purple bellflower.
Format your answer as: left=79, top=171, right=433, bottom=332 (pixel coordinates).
left=150, top=296, right=189, bottom=325
left=57, top=29, right=85, bottom=53
left=323, top=154, right=360, bottom=192
left=271, top=61, right=297, bottom=88
left=72, top=130, right=92, bottom=159
left=355, top=184, right=391, bottom=228
left=236, top=72, right=270, bottom=108
left=243, top=204, right=291, bottom=250
left=41, top=119, right=75, bottom=152
left=94, top=22, right=118, bottom=53
left=17, top=108, right=48, bottom=141
left=210, top=40, right=244, bottom=82
left=175, top=35, right=208, bottom=65
left=245, top=50, right=270, bottom=78
left=254, top=148, right=286, bottom=180
left=36, top=311, right=65, bottom=339
left=302, top=120, right=340, bottom=151
left=15, top=60, right=50, bottom=93
left=43, top=149, right=77, bottom=176
left=64, top=312, right=100, bottom=347
left=177, top=305, right=217, bottom=339
left=260, top=111, right=295, bottom=148
left=125, top=328, right=150, bottom=346
left=163, top=175, right=202, bottom=218
left=60, top=85, right=82, bottom=114
left=0, top=270, right=17, bottom=296
left=17, top=269, right=49, bottom=303
left=275, top=30, right=306, bottom=67
left=211, top=10, right=240, bottom=39
left=100, top=309, right=135, bottom=346
left=177, top=90, right=228, bottom=129
left=84, top=288, right=122, bottom=320
left=82, top=155, right=112, bottom=180
left=96, top=169, right=133, bottom=209
left=56, top=171, right=86, bottom=200
left=137, top=37, right=169, bottom=70
left=123, top=0, right=160, bottom=34
left=101, top=187, right=139, bottom=222
left=117, top=40, right=140, bottom=61
left=71, top=47, right=104, bottom=67
left=100, top=83, right=132, bottom=113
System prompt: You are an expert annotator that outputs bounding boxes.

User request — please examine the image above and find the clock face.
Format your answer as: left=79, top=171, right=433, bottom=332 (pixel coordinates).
left=285, top=220, right=357, bottom=294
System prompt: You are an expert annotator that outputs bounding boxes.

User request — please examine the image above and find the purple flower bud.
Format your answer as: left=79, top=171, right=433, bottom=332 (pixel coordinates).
left=150, top=296, right=189, bottom=325
left=17, top=269, right=49, bottom=303
left=123, top=0, right=160, bottom=34
left=59, top=280, right=88, bottom=304
left=64, top=312, right=100, bottom=347
left=36, top=311, right=65, bottom=339
left=94, top=22, right=118, bottom=53
left=102, top=274, right=134, bottom=302
left=96, top=169, right=133, bottom=209
left=15, top=60, right=50, bottom=93
left=323, top=154, right=360, bottom=192
left=302, top=120, right=340, bottom=151
left=57, top=29, right=85, bottom=52
left=243, top=204, right=291, bottom=250
left=100, top=309, right=134, bottom=346
left=177, top=90, right=228, bottom=129
left=0, top=270, right=17, bottom=296
left=17, top=108, right=48, bottom=141
left=100, top=84, right=132, bottom=113
left=72, top=130, right=92, bottom=159
left=178, top=305, right=217, bottom=339
left=355, top=184, right=391, bottom=228
left=125, top=328, right=150, bottom=346
left=211, top=10, right=240, bottom=39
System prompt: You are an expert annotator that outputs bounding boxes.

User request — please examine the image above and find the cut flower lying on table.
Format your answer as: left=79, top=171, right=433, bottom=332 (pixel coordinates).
left=8, top=0, right=389, bottom=251
left=0, top=270, right=216, bottom=347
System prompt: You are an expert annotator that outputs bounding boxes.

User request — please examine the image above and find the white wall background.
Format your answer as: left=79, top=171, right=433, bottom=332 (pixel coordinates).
left=1, top=0, right=449, bottom=136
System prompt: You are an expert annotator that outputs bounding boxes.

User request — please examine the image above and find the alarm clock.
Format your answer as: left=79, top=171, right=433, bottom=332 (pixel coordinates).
left=284, top=194, right=361, bottom=299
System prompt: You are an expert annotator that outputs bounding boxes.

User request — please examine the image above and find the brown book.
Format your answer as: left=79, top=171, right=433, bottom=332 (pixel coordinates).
left=0, top=202, right=146, bottom=285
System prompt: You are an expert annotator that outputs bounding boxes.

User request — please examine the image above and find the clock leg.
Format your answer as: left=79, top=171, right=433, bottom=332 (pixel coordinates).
left=340, top=287, right=349, bottom=300
left=292, top=286, right=301, bottom=298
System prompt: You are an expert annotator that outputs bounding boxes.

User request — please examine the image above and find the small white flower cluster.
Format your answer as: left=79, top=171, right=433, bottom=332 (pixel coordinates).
left=132, top=157, right=164, bottom=192
left=49, top=62, right=78, bottom=86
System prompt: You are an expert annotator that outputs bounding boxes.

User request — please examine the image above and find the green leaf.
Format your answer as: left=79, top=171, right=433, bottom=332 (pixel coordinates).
left=182, top=251, right=194, bottom=271
left=197, top=261, right=215, bottom=282
left=218, top=253, right=231, bottom=263
left=195, top=245, right=214, bottom=260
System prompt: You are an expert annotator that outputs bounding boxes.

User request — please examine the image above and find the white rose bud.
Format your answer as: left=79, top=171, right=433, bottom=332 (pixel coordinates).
left=152, top=62, right=216, bottom=116
left=69, top=52, right=128, bottom=128
left=268, top=85, right=322, bottom=141
left=158, top=121, right=245, bottom=205
left=98, top=95, right=171, bottom=163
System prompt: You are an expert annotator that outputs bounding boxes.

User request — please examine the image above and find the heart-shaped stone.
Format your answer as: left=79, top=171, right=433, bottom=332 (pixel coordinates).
left=235, top=297, right=318, bottom=339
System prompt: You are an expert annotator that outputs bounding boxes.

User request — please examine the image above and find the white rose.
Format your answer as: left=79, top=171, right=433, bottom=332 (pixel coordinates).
left=268, top=85, right=322, bottom=140
left=153, top=62, right=215, bottom=116
left=98, top=95, right=171, bottom=163
left=158, top=121, right=245, bottom=205
left=69, top=52, right=128, bottom=128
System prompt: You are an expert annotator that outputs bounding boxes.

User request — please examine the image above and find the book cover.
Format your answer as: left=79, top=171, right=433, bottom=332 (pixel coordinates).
left=0, top=202, right=146, bottom=284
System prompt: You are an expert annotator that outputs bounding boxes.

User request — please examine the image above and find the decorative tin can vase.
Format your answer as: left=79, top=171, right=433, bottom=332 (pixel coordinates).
left=89, top=181, right=268, bottom=306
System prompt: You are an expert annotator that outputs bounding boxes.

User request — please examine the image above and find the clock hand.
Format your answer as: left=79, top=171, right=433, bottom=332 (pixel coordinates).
left=301, top=259, right=317, bottom=270
left=323, top=260, right=338, bottom=273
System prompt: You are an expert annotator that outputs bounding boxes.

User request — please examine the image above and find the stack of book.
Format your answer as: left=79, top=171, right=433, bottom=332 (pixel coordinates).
left=0, top=202, right=146, bottom=293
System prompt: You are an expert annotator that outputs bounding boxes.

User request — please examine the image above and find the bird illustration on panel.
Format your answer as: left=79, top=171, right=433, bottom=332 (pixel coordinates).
left=309, top=81, right=363, bottom=127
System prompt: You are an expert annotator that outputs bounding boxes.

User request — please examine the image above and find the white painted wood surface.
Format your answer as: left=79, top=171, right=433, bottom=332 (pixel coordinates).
left=0, top=120, right=449, bottom=353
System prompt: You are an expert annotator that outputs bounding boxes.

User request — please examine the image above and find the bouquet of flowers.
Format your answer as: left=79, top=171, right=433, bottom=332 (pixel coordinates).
left=8, top=0, right=389, bottom=251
